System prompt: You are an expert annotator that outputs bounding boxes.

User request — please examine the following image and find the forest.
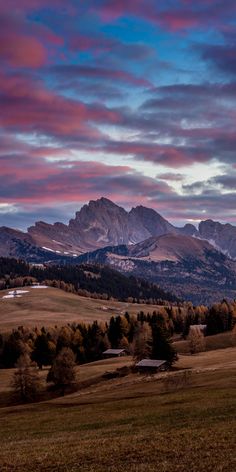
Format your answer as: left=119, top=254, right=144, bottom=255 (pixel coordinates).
left=0, top=299, right=235, bottom=370
left=0, top=257, right=178, bottom=303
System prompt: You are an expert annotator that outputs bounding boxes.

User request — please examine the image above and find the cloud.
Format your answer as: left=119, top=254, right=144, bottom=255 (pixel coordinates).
left=88, top=0, right=236, bottom=32
left=0, top=151, right=173, bottom=204
left=1, top=0, right=236, bottom=228
left=157, top=172, right=184, bottom=181
left=51, top=65, right=152, bottom=88
left=200, top=43, right=236, bottom=76
left=210, top=173, right=236, bottom=191
left=0, top=72, right=122, bottom=142
left=0, top=11, right=63, bottom=68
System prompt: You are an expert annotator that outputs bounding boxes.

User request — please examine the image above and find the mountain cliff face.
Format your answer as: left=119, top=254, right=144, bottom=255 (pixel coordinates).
left=1, top=197, right=236, bottom=267
left=68, top=198, right=130, bottom=248
left=199, top=220, right=236, bottom=259
left=26, top=197, right=178, bottom=255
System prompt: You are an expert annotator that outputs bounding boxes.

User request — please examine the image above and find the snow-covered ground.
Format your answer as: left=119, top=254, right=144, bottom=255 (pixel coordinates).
left=1, top=286, right=48, bottom=299
left=9, top=290, right=29, bottom=295
left=31, top=285, right=48, bottom=289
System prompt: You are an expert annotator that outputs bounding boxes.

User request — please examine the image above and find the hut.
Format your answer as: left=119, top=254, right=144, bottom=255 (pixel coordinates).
left=135, top=359, right=167, bottom=373
left=103, top=348, right=127, bottom=358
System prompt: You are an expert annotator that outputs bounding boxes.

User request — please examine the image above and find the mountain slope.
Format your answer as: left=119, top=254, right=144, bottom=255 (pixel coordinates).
left=0, top=198, right=179, bottom=258
left=28, top=197, right=178, bottom=252
left=199, top=219, right=236, bottom=259
left=76, top=234, right=236, bottom=304
left=1, top=197, right=236, bottom=269
left=0, top=227, right=69, bottom=263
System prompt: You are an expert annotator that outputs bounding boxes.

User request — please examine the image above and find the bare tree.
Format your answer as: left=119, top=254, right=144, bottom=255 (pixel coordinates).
left=12, top=353, right=41, bottom=402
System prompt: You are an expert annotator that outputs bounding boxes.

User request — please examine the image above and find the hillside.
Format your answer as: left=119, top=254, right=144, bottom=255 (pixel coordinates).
left=0, top=257, right=177, bottom=303
left=0, top=286, right=169, bottom=332
left=77, top=234, right=236, bottom=304
left=0, top=348, right=236, bottom=471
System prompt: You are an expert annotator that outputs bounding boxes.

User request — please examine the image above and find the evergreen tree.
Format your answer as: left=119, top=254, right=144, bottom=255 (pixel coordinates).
left=2, top=335, right=26, bottom=368
left=151, top=323, right=177, bottom=367
left=32, top=334, right=55, bottom=369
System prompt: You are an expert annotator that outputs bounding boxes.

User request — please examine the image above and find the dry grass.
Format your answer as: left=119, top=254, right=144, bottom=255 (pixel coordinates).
left=174, top=331, right=236, bottom=354
left=0, top=372, right=236, bottom=470
left=0, top=349, right=236, bottom=470
left=0, top=356, right=133, bottom=399
left=177, top=346, right=236, bottom=370
left=0, top=286, right=163, bottom=331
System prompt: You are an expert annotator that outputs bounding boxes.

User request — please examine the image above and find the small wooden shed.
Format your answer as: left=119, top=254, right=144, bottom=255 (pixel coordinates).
left=135, top=359, right=167, bottom=373
left=103, top=349, right=127, bottom=358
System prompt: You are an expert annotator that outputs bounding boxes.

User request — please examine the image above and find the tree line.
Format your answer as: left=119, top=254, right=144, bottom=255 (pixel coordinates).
left=0, top=257, right=178, bottom=303
left=0, top=311, right=175, bottom=369
left=1, top=298, right=236, bottom=372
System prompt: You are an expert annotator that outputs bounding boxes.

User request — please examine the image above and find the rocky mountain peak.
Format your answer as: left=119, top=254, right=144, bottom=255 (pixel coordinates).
left=180, top=223, right=199, bottom=236
left=199, top=219, right=236, bottom=259
left=2, top=197, right=236, bottom=264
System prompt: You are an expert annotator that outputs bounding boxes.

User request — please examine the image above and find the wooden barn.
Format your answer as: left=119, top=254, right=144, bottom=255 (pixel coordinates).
left=103, top=348, right=127, bottom=358
left=135, top=359, right=168, bottom=373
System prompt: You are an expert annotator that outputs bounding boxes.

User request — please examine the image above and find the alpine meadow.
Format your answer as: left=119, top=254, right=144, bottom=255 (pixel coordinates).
left=0, top=1, right=236, bottom=471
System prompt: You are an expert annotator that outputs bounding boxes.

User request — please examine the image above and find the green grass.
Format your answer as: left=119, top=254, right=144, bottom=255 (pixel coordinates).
left=0, top=348, right=236, bottom=471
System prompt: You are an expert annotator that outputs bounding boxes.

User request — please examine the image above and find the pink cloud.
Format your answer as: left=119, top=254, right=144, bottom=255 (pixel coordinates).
left=0, top=0, right=66, bottom=14
left=158, top=11, right=199, bottom=31
left=89, top=0, right=236, bottom=32
left=0, top=33, right=47, bottom=68
left=0, top=152, right=172, bottom=207
left=93, top=141, right=210, bottom=168
left=0, top=72, right=122, bottom=140
left=0, top=9, right=63, bottom=68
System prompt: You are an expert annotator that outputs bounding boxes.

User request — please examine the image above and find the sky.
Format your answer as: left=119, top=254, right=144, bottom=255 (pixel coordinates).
left=1, top=0, right=236, bottom=230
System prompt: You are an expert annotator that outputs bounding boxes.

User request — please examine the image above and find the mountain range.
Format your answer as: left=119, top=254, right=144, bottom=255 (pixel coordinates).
left=1, top=197, right=236, bottom=303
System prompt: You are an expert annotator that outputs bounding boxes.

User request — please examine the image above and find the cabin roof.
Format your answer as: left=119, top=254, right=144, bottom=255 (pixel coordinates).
left=103, top=349, right=126, bottom=355
left=136, top=359, right=167, bottom=368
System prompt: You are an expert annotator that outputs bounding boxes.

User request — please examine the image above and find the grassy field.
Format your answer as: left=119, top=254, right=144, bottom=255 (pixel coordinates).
left=174, top=331, right=236, bottom=354
left=0, top=356, right=134, bottom=399
left=0, top=286, right=164, bottom=331
left=0, top=348, right=236, bottom=471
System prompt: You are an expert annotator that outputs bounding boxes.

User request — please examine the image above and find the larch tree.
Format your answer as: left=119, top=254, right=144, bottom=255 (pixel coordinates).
left=188, top=328, right=206, bottom=354
left=12, top=353, right=41, bottom=402
left=47, top=347, right=77, bottom=395
left=133, top=322, right=152, bottom=362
